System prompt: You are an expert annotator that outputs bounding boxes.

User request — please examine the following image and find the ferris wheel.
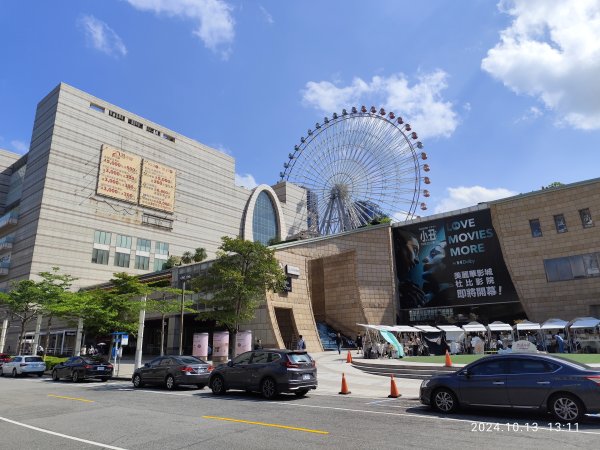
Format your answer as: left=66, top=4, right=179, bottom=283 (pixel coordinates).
left=279, top=106, right=430, bottom=236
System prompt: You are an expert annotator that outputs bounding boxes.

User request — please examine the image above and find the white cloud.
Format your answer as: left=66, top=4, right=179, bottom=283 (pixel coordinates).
left=301, top=71, right=458, bottom=139
left=235, top=173, right=258, bottom=189
left=259, top=5, right=274, bottom=24
left=482, top=0, right=600, bottom=130
left=126, top=0, right=235, bottom=58
left=515, top=106, right=543, bottom=123
left=77, top=15, right=127, bottom=57
left=434, top=186, right=518, bottom=213
left=10, top=140, right=28, bottom=153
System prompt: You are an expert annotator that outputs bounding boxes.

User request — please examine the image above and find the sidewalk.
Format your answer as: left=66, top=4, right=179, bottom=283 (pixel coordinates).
left=111, top=351, right=426, bottom=399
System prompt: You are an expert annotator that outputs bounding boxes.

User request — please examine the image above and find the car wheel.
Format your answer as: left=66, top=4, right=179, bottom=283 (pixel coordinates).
left=432, top=388, right=458, bottom=414
left=165, top=375, right=176, bottom=390
left=52, top=370, right=59, bottom=382
left=72, top=371, right=80, bottom=383
left=260, top=377, right=278, bottom=400
left=295, top=389, right=309, bottom=397
left=132, top=374, right=144, bottom=388
left=549, top=393, right=584, bottom=423
left=210, top=376, right=226, bottom=395
left=196, top=384, right=206, bottom=390
left=12, top=369, right=18, bottom=378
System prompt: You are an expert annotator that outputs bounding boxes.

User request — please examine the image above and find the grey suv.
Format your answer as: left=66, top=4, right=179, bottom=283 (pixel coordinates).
left=209, top=349, right=317, bottom=399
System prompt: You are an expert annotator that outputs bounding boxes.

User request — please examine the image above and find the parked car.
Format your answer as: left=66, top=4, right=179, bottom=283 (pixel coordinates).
left=1, top=355, right=46, bottom=377
left=51, top=356, right=113, bottom=382
left=208, top=349, right=318, bottom=399
left=420, top=353, right=600, bottom=422
left=0, top=353, right=11, bottom=369
left=132, top=355, right=212, bottom=390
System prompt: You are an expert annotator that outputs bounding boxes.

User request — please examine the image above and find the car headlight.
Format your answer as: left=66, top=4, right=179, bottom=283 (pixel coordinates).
left=420, top=379, right=431, bottom=388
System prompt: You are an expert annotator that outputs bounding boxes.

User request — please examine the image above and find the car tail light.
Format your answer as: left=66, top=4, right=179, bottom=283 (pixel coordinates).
left=106, top=364, right=113, bottom=369
left=84, top=365, right=93, bottom=369
left=207, top=365, right=214, bottom=372
left=180, top=366, right=194, bottom=372
left=586, top=376, right=600, bottom=385
left=312, top=360, right=316, bottom=368
left=282, top=359, right=299, bottom=369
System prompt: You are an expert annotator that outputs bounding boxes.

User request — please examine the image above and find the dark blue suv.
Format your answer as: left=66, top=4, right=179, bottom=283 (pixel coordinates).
left=209, top=349, right=317, bottom=399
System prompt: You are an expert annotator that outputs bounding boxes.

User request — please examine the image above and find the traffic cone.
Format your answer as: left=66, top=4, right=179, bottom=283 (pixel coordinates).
left=346, top=350, right=352, bottom=363
left=339, top=373, right=351, bottom=395
left=388, top=374, right=401, bottom=398
left=445, top=349, right=453, bottom=367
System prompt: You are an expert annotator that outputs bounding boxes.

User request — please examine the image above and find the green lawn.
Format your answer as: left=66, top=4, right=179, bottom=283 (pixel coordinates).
left=401, top=353, right=600, bottom=365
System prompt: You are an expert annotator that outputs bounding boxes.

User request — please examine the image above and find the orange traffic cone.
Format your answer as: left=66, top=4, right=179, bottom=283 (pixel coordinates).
left=346, top=350, right=353, bottom=363
left=445, top=349, right=453, bottom=367
left=388, top=374, right=401, bottom=398
left=339, top=373, right=351, bottom=395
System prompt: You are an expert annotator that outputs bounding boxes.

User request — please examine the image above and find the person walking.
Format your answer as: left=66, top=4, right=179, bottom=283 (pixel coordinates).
left=356, top=332, right=363, bottom=355
left=297, top=335, right=306, bottom=351
left=254, top=339, right=263, bottom=350
left=335, top=332, right=342, bottom=355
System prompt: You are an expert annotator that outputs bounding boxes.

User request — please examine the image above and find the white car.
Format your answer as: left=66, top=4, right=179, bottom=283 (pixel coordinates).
left=1, top=355, right=46, bottom=377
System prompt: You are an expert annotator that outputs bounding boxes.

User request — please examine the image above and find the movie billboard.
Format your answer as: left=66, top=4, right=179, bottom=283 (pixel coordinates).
left=393, top=209, right=517, bottom=310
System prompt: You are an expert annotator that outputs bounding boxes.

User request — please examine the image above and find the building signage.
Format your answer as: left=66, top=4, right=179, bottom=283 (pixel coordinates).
left=97, top=145, right=141, bottom=204
left=393, top=209, right=518, bottom=310
left=285, top=265, right=300, bottom=276
left=139, top=159, right=176, bottom=213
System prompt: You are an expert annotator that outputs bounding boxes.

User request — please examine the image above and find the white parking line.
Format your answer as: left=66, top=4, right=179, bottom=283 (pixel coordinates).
left=0, top=416, right=129, bottom=449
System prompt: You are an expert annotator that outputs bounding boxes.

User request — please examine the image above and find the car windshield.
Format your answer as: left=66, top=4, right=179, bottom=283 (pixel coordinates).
left=176, top=356, right=205, bottom=365
left=288, top=353, right=312, bottom=363
left=24, top=357, right=43, bottom=362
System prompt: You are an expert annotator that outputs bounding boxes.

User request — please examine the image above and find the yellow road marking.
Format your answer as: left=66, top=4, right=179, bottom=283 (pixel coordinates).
left=202, top=416, right=329, bottom=435
left=48, top=394, right=95, bottom=403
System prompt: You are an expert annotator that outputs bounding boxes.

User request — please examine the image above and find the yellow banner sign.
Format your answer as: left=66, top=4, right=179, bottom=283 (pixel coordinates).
left=139, top=159, right=176, bottom=213
left=97, top=145, right=141, bottom=204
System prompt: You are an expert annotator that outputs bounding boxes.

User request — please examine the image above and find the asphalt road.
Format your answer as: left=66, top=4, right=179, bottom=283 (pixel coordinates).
left=1, top=376, right=600, bottom=449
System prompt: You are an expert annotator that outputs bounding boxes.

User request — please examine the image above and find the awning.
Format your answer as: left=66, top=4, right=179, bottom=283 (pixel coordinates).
left=515, top=321, right=541, bottom=331
left=414, top=325, right=441, bottom=333
left=389, top=325, right=420, bottom=333
left=437, top=325, right=463, bottom=332
left=569, top=317, right=600, bottom=329
left=487, top=321, right=513, bottom=332
left=462, top=322, right=486, bottom=333
left=541, top=319, right=568, bottom=330
left=437, top=325, right=464, bottom=342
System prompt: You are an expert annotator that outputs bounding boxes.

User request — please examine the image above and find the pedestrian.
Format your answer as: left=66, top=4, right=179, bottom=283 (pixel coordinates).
left=254, top=339, right=263, bottom=350
left=335, top=332, right=342, bottom=355
left=81, top=345, right=87, bottom=356
left=356, top=332, right=363, bottom=355
left=297, top=335, right=306, bottom=351
left=554, top=334, right=565, bottom=353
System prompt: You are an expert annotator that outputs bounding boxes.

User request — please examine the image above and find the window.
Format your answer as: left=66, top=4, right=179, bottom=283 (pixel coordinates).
left=544, top=253, right=600, bottom=281
left=94, top=231, right=111, bottom=245
left=159, top=358, right=173, bottom=366
left=232, top=352, right=253, bottom=365
left=116, top=235, right=132, bottom=249
left=114, top=252, right=130, bottom=268
left=135, top=255, right=149, bottom=270
left=529, top=219, right=542, bottom=237
left=153, top=241, right=169, bottom=270
left=92, top=248, right=109, bottom=265
left=251, top=352, right=269, bottom=364
left=153, top=258, right=166, bottom=271
left=509, top=359, right=558, bottom=374
left=137, top=238, right=151, bottom=253
left=109, top=110, right=125, bottom=121
left=554, top=214, right=567, bottom=233
left=89, top=103, right=105, bottom=113
left=579, top=208, right=594, bottom=228
left=155, top=242, right=169, bottom=255
left=468, top=360, right=509, bottom=376
left=252, top=191, right=279, bottom=245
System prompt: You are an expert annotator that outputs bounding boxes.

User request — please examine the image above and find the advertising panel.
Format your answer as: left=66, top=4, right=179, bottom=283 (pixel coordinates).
left=212, top=331, right=229, bottom=358
left=139, top=159, right=176, bottom=213
left=235, top=330, right=252, bottom=356
left=393, top=209, right=517, bottom=310
left=193, top=333, right=209, bottom=359
left=96, top=145, right=141, bottom=204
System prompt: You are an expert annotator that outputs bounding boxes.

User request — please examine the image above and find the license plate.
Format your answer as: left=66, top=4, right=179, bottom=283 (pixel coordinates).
left=302, top=374, right=310, bottom=380
left=97, top=367, right=105, bottom=371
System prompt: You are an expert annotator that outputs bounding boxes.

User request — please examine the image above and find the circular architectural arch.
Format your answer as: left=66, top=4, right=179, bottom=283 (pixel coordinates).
left=243, top=185, right=287, bottom=245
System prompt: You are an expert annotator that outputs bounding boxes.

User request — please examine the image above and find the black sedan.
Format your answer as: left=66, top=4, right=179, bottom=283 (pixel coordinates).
left=52, top=356, right=113, bottom=382
left=132, top=355, right=212, bottom=390
left=420, top=353, right=600, bottom=422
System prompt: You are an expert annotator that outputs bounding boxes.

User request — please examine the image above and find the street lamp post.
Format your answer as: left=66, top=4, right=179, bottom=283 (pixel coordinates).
left=179, top=274, right=192, bottom=356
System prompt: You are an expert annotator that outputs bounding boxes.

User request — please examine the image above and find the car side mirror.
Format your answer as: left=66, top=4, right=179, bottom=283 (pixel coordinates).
left=227, top=360, right=234, bottom=367
left=460, top=369, right=470, bottom=378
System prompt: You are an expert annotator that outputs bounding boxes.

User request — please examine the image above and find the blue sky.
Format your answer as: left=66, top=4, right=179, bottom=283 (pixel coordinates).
left=1, top=0, right=599, bottom=217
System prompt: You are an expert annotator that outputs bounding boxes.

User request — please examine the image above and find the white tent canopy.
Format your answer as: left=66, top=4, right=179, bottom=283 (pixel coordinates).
left=569, top=317, right=600, bottom=329
left=437, top=325, right=464, bottom=342
left=462, top=322, right=486, bottom=333
left=515, top=321, right=540, bottom=331
left=414, top=325, right=440, bottom=333
left=487, top=321, right=512, bottom=332
left=541, top=318, right=569, bottom=330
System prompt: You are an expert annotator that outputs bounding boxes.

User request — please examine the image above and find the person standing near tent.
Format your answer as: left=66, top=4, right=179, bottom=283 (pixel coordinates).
left=335, top=332, right=342, bottom=354
left=554, top=334, right=565, bottom=353
left=356, top=332, right=363, bottom=355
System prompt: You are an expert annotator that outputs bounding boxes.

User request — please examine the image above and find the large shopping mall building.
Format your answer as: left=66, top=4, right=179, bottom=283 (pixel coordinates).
left=0, top=83, right=599, bottom=354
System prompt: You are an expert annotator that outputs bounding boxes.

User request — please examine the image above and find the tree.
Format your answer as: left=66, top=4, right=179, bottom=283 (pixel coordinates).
left=146, top=294, right=194, bottom=356
left=544, top=181, right=564, bottom=189
left=181, top=251, right=194, bottom=265
left=163, top=255, right=182, bottom=269
left=193, top=247, right=207, bottom=263
left=193, top=237, right=286, bottom=352
left=0, top=280, right=43, bottom=354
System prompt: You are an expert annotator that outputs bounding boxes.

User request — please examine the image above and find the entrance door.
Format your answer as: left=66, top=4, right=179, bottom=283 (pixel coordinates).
left=274, top=307, right=298, bottom=350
